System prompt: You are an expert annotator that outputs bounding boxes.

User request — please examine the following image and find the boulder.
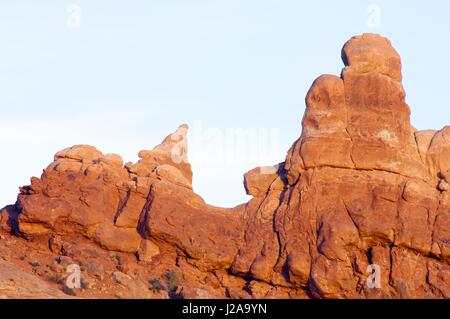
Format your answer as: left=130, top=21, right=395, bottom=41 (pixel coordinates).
left=243, top=165, right=280, bottom=197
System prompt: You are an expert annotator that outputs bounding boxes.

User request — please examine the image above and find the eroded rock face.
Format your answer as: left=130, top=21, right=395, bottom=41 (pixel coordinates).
left=1, top=33, right=449, bottom=299
left=16, top=125, right=195, bottom=251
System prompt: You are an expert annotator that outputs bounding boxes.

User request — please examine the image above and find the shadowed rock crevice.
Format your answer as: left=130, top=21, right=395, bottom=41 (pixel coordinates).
left=0, top=205, right=19, bottom=235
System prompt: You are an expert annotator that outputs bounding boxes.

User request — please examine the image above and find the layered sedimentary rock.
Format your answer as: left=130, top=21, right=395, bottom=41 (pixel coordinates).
left=1, top=33, right=449, bottom=299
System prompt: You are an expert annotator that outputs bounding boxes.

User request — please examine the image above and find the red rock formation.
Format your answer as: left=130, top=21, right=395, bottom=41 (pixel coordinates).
left=1, top=33, right=449, bottom=299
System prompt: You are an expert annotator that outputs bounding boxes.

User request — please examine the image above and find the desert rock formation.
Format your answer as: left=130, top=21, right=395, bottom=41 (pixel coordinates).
left=1, top=34, right=449, bottom=299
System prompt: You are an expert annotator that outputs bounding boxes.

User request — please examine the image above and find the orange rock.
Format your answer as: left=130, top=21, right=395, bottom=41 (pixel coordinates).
left=137, top=240, right=160, bottom=262
left=342, top=33, right=402, bottom=81
left=92, top=224, right=141, bottom=253
left=4, top=34, right=450, bottom=299
left=243, top=165, right=281, bottom=197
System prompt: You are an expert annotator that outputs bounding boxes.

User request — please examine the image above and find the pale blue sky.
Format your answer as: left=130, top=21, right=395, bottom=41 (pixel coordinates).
left=1, top=1, right=449, bottom=207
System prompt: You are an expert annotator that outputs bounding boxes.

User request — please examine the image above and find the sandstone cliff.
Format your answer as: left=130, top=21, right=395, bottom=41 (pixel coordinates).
left=0, top=34, right=448, bottom=299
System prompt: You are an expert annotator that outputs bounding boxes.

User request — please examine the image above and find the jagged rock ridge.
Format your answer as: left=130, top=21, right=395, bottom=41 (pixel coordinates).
left=1, top=33, right=449, bottom=299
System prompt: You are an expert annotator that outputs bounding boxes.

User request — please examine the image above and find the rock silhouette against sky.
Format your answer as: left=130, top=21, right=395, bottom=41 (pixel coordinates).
left=0, top=34, right=449, bottom=299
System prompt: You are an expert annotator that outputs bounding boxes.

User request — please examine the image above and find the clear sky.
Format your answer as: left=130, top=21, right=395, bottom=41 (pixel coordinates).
left=1, top=0, right=449, bottom=208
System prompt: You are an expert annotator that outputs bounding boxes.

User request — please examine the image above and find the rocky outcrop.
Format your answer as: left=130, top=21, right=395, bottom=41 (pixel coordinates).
left=1, top=33, right=449, bottom=299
